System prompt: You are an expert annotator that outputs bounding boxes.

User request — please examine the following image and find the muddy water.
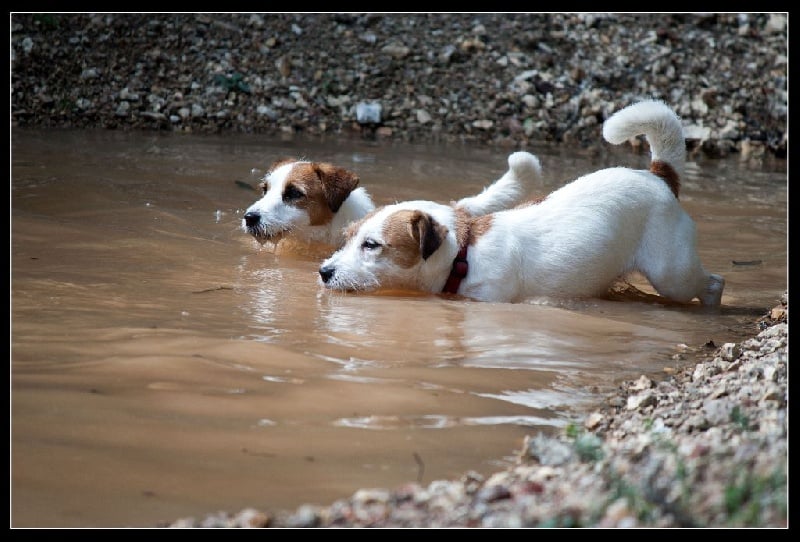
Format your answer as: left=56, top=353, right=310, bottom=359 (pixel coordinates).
left=11, top=128, right=787, bottom=527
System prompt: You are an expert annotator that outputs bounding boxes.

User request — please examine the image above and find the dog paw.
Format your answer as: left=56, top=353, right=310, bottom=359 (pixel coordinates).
left=700, top=274, right=725, bottom=306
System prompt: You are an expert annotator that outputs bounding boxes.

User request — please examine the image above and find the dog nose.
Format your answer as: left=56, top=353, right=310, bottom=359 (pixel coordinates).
left=243, top=211, right=261, bottom=227
left=319, top=265, right=335, bottom=283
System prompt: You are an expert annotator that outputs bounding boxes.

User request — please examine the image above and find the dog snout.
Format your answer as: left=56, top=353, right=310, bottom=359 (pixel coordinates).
left=319, top=265, right=335, bottom=284
left=243, top=211, right=261, bottom=227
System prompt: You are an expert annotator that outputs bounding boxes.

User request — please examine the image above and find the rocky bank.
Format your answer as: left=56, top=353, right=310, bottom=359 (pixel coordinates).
left=11, top=13, right=787, bottom=160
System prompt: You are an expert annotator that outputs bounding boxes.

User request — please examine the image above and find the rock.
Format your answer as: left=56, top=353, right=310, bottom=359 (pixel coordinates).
left=684, top=124, right=711, bottom=142
left=626, top=390, right=657, bottom=410
left=629, top=375, right=653, bottom=391
left=286, top=504, right=320, bottom=528
left=114, top=101, right=130, bottom=117
left=702, top=399, right=733, bottom=425
left=520, top=434, right=571, bottom=465
left=355, top=101, right=382, bottom=124
left=381, top=43, right=410, bottom=58
left=719, top=343, right=740, bottom=362
left=583, top=411, right=604, bottom=430
left=80, top=68, right=99, bottom=80
left=472, top=119, right=494, bottom=130
left=231, top=508, right=270, bottom=528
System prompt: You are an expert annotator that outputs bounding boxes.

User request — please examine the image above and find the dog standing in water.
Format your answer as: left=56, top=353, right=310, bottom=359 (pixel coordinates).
left=318, top=100, right=725, bottom=307
left=241, top=152, right=542, bottom=250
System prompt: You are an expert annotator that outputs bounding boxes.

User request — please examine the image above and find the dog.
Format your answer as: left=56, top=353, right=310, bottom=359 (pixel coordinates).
left=241, top=158, right=373, bottom=247
left=318, top=100, right=725, bottom=306
left=241, top=152, right=542, bottom=249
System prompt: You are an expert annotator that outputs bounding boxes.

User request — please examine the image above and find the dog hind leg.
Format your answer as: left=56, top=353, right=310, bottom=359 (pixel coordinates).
left=636, top=214, right=725, bottom=306
left=642, top=259, right=724, bottom=306
left=699, top=274, right=725, bottom=306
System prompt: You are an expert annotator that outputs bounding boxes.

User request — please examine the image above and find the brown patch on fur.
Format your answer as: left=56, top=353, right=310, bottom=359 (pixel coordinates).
left=650, top=160, right=681, bottom=198
left=452, top=207, right=492, bottom=247
left=382, top=210, right=448, bottom=268
left=312, top=162, right=360, bottom=212
left=453, top=197, right=548, bottom=248
left=468, top=215, right=494, bottom=246
left=452, top=207, right=472, bottom=248
left=283, top=163, right=334, bottom=226
left=280, top=162, right=361, bottom=226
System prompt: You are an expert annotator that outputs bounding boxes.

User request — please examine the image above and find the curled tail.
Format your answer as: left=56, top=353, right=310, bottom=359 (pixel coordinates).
left=602, top=100, right=686, bottom=196
left=456, top=151, right=542, bottom=215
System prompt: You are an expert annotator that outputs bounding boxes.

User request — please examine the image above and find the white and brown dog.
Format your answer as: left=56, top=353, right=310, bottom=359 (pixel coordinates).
left=241, top=158, right=373, bottom=247
left=242, top=152, right=542, bottom=248
left=318, top=100, right=725, bottom=306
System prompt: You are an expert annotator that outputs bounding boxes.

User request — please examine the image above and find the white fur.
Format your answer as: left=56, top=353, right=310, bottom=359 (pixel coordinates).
left=319, top=100, right=725, bottom=306
left=602, top=99, right=686, bottom=178
left=455, top=151, right=542, bottom=215
left=242, top=152, right=541, bottom=247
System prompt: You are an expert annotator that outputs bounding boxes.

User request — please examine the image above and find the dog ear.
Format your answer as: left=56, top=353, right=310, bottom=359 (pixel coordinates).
left=313, top=163, right=361, bottom=212
left=408, top=211, right=448, bottom=260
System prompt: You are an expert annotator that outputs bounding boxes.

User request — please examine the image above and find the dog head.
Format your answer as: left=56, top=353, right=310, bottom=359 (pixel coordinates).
left=242, top=158, right=361, bottom=245
left=318, top=201, right=458, bottom=293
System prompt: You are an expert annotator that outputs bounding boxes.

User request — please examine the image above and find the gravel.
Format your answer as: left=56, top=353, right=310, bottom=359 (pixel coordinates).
left=11, top=12, right=788, bottom=528
left=11, top=13, right=787, bottom=159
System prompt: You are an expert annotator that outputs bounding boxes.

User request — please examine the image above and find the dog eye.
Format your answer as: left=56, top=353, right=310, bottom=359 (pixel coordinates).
left=283, top=185, right=305, bottom=201
left=361, top=239, right=381, bottom=250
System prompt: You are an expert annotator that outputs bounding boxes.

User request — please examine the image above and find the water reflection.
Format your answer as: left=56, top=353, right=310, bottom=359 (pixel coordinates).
left=332, top=413, right=563, bottom=430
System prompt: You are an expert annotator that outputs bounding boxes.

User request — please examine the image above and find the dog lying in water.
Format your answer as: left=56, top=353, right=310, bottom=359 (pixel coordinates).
left=241, top=152, right=543, bottom=250
left=318, top=100, right=725, bottom=306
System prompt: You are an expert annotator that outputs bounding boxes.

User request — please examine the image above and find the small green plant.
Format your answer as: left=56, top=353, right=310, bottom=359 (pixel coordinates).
left=537, top=514, right=581, bottom=528
left=574, top=433, right=604, bottom=462
left=563, top=422, right=604, bottom=462
left=32, top=14, right=60, bottom=29
left=565, top=422, right=580, bottom=439
left=730, top=406, right=752, bottom=431
left=595, top=475, right=656, bottom=524
left=724, top=469, right=787, bottom=526
left=213, top=73, right=252, bottom=94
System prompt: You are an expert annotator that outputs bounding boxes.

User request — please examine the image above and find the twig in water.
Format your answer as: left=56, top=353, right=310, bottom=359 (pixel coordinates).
left=191, top=286, right=234, bottom=294
left=413, top=452, right=425, bottom=483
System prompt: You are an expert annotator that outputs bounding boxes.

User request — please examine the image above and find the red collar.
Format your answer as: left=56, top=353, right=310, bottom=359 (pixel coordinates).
left=442, top=244, right=469, bottom=295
